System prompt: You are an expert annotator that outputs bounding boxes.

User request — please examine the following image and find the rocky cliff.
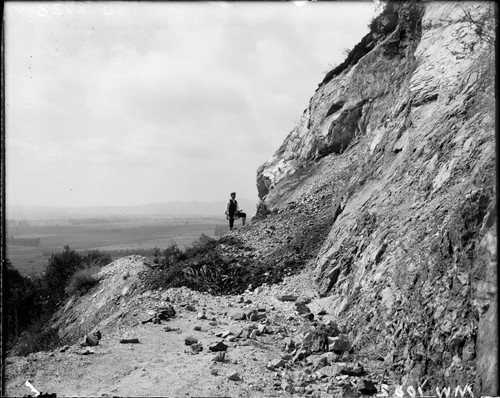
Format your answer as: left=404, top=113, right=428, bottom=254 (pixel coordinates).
left=256, top=1, right=497, bottom=395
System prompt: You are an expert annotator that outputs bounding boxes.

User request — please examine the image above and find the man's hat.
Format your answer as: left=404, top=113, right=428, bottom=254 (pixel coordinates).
left=231, top=192, right=236, bottom=195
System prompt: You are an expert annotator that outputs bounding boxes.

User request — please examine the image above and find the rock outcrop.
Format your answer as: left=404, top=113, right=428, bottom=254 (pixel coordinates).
left=256, top=1, right=496, bottom=395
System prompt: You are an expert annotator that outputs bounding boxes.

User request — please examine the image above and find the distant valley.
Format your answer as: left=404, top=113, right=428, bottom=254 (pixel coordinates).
left=7, top=198, right=258, bottom=220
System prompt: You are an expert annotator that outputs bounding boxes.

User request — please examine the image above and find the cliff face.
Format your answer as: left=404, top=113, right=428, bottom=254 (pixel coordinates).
left=256, top=1, right=496, bottom=394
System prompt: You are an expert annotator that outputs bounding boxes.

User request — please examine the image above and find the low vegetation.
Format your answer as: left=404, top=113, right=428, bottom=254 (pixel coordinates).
left=143, top=234, right=251, bottom=295
left=144, top=214, right=334, bottom=296
left=4, top=247, right=111, bottom=355
left=65, top=268, right=100, bottom=296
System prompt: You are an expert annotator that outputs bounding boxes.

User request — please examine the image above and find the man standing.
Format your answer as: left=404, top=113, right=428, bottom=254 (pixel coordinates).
left=225, top=192, right=246, bottom=230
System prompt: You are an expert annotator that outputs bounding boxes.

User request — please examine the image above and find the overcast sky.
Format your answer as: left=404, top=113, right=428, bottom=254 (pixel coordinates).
left=5, top=1, right=379, bottom=208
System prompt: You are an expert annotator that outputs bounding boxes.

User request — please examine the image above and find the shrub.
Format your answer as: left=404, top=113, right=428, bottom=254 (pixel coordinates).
left=143, top=234, right=248, bottom=294
left=162, top=242, right=185, bottom=266
left=43, top=246, right=84, bottom=307
left=3, top=260, right=43, bottom=346
left=65, top=268, right=100, bottom=296
left=184, top=234, right=218, bottom=258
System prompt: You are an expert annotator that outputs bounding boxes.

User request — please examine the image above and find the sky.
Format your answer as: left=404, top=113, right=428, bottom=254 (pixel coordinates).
left=5, top=1, right=380, bottom=208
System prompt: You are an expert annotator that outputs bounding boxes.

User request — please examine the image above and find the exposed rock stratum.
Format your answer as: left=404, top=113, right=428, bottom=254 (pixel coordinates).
left=256, top=1, right=497, bottom=395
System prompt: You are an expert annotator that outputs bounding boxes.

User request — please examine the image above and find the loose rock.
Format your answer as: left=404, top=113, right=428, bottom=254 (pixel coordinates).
left=212, top=352, right=226, bottom=362
left=230, top=312, right=246, bottom=321
left=357, top=379, right=377, bottom=395
left=329, top=335, right=351, bottom=353
left=278, top=294, right=298, bottom=302
left=295, top=302, right=311, bottom=314
left=209, top=342, right=228, bottom=352
left=119, top=338, right=140, bottom=344
left=228, top=372, right=241, bottom=381
left=184, top=337, right=198, bottom=346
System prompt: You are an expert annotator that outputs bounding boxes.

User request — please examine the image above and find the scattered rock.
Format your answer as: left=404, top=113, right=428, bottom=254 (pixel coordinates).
left=228, top=372, right=241, bottom=381
left=278, top=294, right=298, bottom=302
left=318, top=363, right=347, bottom=377
left=301, top=313, right=315, bottom=321
left=184, top=337, right=198, bottom=346
left=283, top=337, right=295, bottom=351
left=322, top=352, right=338, bottom=363
left=282, top=380, right=295, bottom=393
left=210, top=368, right=218, bottom=376
left=307, top=355, right=328, bottom=368
left=85, top=334, right=99, bottom=346
left=209, top=342, right=228, bottom=352
left=191, top=343, right=203, bottom=353
left=212, top=352, right=226, bottom=362
left=158, top=305, right=176, bottom=319
left=328, top=335, right=351, bottom=353
left=231, top=312, right=246, bottom=321
left=302, top=329, right=329, bottom=352
left=184, top=304, right=196, bottom=312
left=342, top=384, right=360, bottom=397
left=254, top=286, right=264, bottom=294
left=357, top=379, right=377, bottom=395
left=78, top=348, right=94, bottom=355
left=141, top=306, right=175, bottom=324
left=342, top=363, right=364, bottom=376
left=119, top=338, right=140, bottom=344
left=295, top=302, right=311, bottom=314
left=292, top=349, right=308, bottom=362
left=229, top=326, right=244, bottom=337
left=269, top=358, right=286, bottom=369
left=297, top=296, right=312, bottom=305
left=247, top=309, right=266, bottom=321
left=79, top=330, right=101, bottom=347
left=197, top=312, right=207, bottom=320
left=193, top=326, right=202, bottom=331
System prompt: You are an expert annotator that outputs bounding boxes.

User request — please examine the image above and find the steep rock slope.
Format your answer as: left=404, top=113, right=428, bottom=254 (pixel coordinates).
left=255, top=1, right=496, bottom=395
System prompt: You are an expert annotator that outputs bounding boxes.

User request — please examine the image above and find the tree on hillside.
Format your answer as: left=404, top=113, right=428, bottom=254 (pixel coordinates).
left=3, top=260, right=42, bottom=343
left=43, top=246, right=84, bottom=308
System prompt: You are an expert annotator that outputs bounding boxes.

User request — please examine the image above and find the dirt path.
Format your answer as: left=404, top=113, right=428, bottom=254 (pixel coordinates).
left=3, top=271, right=322, bottom=398
left=4, top=257, right=385, bottom=398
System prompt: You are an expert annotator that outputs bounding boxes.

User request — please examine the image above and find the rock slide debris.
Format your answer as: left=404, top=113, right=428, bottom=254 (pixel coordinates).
left=141, top=305, right=176, bottom=324
left=79, top=330, right=102, bottom=347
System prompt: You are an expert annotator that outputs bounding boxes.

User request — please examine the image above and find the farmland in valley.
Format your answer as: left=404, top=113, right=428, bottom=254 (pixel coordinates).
left=6, top=217, right=228, bottom=277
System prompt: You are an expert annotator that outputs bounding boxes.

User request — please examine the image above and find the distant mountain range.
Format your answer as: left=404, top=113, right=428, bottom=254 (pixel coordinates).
left=7, top=198, right=258, bottom=220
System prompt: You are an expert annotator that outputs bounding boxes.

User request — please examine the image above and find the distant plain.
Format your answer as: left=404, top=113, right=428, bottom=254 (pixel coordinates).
left=6, top=217, right=227, bottom=277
